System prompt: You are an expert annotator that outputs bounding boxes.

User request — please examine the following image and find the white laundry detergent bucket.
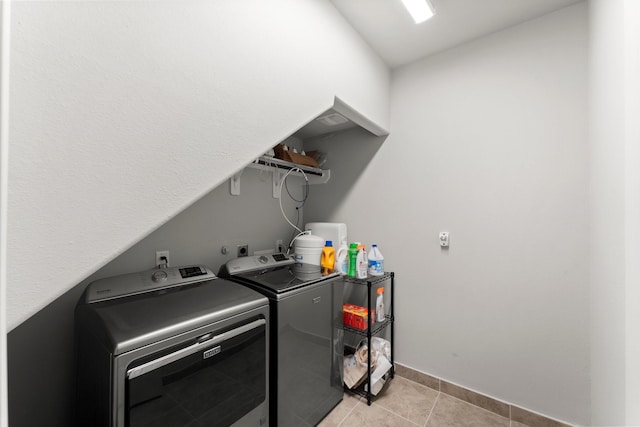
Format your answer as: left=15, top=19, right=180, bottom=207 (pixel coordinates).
left=292, top=262, right=321, bottom=281
left=293, top=233, right=324, bottom=265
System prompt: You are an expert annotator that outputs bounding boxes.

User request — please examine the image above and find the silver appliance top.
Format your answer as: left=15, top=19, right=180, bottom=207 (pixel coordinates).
left=221, top=253, right=294, bottom=276
left=77, top=275, right=269, bottom=355
left=85, top=265, right=217, bottom=303
left=219, top=255, right=339, bottom=295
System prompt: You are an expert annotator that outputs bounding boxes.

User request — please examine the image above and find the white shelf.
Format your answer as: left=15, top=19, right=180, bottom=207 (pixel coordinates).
left=230, top=156, right=330, bottom=197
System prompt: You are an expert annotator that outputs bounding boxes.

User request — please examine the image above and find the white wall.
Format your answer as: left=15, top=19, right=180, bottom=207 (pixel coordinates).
left=307, top=4, right=589, bottom=425
left=588, top=2, right=624, bottom=423
left=589, top=0, right=640, bottom=425
left=0, top=0, right=10, bottom=424
left=624, top=4, right=640, bottom=423
left=6, top=0, right=389, bottom=331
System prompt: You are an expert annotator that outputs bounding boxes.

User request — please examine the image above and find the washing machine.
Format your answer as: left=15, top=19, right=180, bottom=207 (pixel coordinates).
left=219, top=254, right=343, bottom=427
left=75, top=265, right=270, bottom=427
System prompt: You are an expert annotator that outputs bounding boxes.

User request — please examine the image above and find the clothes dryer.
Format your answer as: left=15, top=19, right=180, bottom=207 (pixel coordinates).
left=75, top=265, right=270, bottom=427
left=219, top=254, right=343, bottom=427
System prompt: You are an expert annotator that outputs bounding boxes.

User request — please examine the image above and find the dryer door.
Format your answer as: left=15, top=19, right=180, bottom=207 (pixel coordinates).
left=124, top=318, right=267, bottom=427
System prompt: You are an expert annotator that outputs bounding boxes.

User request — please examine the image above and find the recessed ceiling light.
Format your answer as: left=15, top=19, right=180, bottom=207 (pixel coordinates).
left=401, top=0, right=435, bottom=24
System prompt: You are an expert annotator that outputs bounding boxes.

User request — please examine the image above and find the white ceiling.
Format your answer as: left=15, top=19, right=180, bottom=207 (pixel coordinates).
left=331, top=0, right=584, bottom=68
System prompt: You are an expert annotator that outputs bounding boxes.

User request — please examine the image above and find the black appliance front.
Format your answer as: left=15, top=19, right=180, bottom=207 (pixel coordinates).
left=75, top=273, right=270, bottom=427
left=224, top=263, right=344, bottom=426
left=124, top=318, right=266, bottom=427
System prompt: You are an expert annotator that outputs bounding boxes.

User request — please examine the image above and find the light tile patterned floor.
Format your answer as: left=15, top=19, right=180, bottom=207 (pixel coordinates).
left=319, top=376, right=516, bottom=427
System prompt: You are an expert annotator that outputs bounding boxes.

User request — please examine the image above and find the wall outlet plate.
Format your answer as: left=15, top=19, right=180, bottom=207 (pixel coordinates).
left=237, top=244, right=248, bottom=257
left=156, top=250, right=170, bottom=267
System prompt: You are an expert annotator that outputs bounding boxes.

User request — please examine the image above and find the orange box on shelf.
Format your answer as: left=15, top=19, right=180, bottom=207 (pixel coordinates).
left=343, top=304, right=374, bottom=330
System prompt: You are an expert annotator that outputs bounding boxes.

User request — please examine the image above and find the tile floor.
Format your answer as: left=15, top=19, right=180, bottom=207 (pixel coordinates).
left=319, top=376, right=531, bottom=427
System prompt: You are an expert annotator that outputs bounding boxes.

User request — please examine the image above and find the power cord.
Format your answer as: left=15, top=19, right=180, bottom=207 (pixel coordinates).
left=285, top=171, right=309, bottom=203
left=286, top=229, right=311, bottom=255
left=288, top=207, right=301, bottom=245
left=278, top=167, right=309, bottom=235
left=158, top=256, right=168, bottom=269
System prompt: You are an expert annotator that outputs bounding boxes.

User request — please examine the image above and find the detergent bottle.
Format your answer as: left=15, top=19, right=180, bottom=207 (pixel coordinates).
left=348, top=243, right=358, bottom=277
left=368, top=244, right=384, bottom=276
left=321, top=241, right=335, bottom=275
left=335, top=240, right=349, bottom=275
left=376, top=288, right=385, bottom=322
left=356, top=244, right=368, bottom=279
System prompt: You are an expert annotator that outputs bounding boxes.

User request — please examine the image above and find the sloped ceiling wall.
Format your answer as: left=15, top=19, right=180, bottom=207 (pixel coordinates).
left=7, top=0, right=389, bottom=330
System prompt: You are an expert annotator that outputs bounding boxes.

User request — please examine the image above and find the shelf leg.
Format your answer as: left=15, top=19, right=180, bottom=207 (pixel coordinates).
left=367, top=282, right=372, bottom=405
left=390, top=272, right=395, bottom=379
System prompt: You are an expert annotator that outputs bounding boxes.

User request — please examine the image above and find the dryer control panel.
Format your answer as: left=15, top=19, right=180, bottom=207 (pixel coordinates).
left=85, top=265, right=216, bottom=303
left=221, top=253, right=294, bottom=276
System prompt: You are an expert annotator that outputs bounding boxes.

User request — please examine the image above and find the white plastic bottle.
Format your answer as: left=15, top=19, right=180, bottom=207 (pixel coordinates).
left=335, top=240, right=349, bottom=275
left=376, top=287, right=385, bottom=322
left=368, top=244, right=384, bottom=276
left=356, top=244, right=368, bottom=279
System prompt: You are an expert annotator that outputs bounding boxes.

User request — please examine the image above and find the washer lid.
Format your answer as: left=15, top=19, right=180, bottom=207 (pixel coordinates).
left=233, top=263, right=338, bottom=294
left=221, top=253, right=294, bottom=276
left=77, top=278, right=268, bottom=355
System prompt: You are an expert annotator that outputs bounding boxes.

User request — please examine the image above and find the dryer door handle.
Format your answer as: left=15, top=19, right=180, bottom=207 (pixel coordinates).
left=126, top=318, right=266, bottom=379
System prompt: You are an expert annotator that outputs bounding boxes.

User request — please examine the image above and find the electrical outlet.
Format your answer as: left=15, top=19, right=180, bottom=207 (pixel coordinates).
left=276, top=240, right=283, bottom=253
left=237, top=244, right=248, bottom=257
left=156, top=250, right=170, bottom=267
left=439, top=232, right=449, bottom=247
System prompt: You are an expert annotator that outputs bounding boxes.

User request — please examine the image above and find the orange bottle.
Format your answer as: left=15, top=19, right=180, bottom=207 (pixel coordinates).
left=321, top=241, right=335, bottom=275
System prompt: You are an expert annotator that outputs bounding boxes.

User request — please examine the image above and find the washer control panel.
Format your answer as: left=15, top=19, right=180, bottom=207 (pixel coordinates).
left=85, top=265, right=216, bottom=303
left=222, top=253, right=294, bottom=275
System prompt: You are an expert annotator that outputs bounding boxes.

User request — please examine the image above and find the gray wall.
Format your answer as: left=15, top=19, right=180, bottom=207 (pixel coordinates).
left=307, top=4, right=589, bottom=425
left=8, top=166, right=309, bottom=426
